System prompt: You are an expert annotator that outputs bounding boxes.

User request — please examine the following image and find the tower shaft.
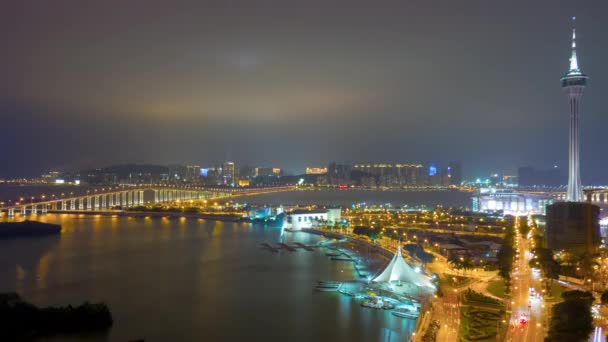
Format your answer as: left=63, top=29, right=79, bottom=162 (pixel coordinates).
left=566, top=89, right=584, bottom=201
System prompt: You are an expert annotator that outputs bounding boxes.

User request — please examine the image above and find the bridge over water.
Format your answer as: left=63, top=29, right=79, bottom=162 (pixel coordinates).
left=0, top=184, right=293, bottom=217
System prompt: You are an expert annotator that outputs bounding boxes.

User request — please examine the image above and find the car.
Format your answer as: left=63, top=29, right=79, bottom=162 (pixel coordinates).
left=519, top=314, right=528, bottom=325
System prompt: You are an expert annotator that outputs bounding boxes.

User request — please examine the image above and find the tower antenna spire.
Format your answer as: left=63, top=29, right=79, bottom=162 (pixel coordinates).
left=569, top=16, right=580, bottom=74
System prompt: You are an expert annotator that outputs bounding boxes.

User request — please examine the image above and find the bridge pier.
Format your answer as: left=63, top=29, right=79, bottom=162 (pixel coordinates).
left=8, top=208, right=14, bottom=217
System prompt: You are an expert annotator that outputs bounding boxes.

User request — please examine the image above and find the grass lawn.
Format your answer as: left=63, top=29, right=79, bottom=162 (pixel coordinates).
left=442, top=274, right=473, bottom=288
left=459, top=290, right=508, bottom=342
left=487, top=279, right=509, bottom=298
left=547, top=281, right=567, bottom=300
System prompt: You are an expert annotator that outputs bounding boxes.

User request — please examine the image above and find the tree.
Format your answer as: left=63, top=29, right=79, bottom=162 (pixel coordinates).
left=561, top=290, right=594, bottom=305
left=518, top=216, right=530, bottom=237
left=497, top=224, right=515, bottom=294
left=368, top=230, right=381, bottom=243
left=547, top=290, right=594, bottom=342
left=529, top=247, right=561, bottom=295
left=575, top=252, right=600, bottom=281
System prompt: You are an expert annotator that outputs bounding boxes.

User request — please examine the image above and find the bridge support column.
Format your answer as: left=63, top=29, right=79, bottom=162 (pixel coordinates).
left=604, top=193, right=608, bottom=203
left=8, top=208, right=14, bottom=217
left=94, top=196, right=100, bottom=209
left=21, top=206, right=26, bottom=215
left=70, top=199, right=75, bottom=210
left=101, top=195, right=106, bottom=209
left=42, top=204, right=48, bottom=214
left=31, top=205, right=37, bottom=214
left=110, top=193, right=114, bottom=207
left=139, top=191, right=144, bottom=204
left=122, top=192, right=127, bottom=207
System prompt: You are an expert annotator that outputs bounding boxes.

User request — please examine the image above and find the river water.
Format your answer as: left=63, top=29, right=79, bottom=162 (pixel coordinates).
left=0, top=190, right=468, bottom=341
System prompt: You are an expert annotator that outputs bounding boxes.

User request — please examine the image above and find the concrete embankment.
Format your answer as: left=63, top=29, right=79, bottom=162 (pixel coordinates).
left=301, top=229, right=394, bottom=259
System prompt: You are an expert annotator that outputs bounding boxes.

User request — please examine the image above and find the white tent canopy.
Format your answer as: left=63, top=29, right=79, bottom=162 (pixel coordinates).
left=373, top=245, right=429, bottom=287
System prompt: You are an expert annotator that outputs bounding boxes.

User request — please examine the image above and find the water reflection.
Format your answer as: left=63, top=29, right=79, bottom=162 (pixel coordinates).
left=0, top=214, right=415, bottom=341
left=0, top=235, right=59, bottom=295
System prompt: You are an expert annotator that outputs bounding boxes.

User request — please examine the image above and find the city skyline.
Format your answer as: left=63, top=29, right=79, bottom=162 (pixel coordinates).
left=3, top=1, right=608, bottom=182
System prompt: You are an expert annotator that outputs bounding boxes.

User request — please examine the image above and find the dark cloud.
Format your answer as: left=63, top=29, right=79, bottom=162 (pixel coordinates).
left=1, top=0, right=607, bottom=182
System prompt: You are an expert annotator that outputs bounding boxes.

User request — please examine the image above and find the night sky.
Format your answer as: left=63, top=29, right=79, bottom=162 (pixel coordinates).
left=2, top=1, right=608, bottom=182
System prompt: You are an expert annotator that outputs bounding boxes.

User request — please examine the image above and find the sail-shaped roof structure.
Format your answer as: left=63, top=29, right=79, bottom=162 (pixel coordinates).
left=373, top=245, right=431, bottom=288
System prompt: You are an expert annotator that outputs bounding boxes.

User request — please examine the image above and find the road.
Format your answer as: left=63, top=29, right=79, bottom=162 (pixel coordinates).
left=504, top=224, right=548, bottom=342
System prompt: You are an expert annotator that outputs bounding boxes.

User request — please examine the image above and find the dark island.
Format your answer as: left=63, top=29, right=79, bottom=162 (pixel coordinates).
left=0, top=292, right=113, bottom=340
left=0, top=221, right=61, bottom=238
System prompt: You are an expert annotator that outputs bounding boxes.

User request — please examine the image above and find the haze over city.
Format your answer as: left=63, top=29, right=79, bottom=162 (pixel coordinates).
left=4, top=1, right=608, bottom=342
left=3, top=0, right=608, bottom=181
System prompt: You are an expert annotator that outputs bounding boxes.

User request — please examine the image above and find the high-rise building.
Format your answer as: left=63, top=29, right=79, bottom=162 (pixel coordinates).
left=255, top=167, right=281, bottom=177
left=352, top=163, right=425, bottom=187
left=447, top=161, right=462, bottom=186
left=328, top=162, right=351, bottom=186
left=561, top=17, right=588, bottom=202
left=222, top=162, right=236, bottom=186
left=186, top=165, right=201, bottom=182
left=546, top=202, right=600, bottom=253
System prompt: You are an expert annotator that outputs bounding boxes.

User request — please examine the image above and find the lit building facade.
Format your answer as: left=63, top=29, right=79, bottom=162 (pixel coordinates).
left=283, top=208, right=341, bottom=230
left=305, top=167, right=328, bottom=175
left=472, top=188, right=554, bottom=215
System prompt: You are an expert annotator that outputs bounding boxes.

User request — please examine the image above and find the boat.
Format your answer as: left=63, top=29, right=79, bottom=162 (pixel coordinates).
left=315, top=280, right=341, bottom=292
left=338, top=289, right=355, bottom=296
left=361, top=299, right=384, bottom=309
left=392, top=307, right=419, bottom=319
left=315, top=286, right=339, bottom=292
left=331, top=257, right=354, bottom=262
